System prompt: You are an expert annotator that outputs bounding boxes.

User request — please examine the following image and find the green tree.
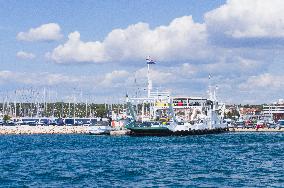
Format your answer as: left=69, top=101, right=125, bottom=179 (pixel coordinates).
left=3, top=114, right=11, bottom=124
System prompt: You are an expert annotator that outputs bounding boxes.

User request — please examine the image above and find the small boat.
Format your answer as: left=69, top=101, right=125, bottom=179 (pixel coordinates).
left=88, top=121, right=112, bottom=135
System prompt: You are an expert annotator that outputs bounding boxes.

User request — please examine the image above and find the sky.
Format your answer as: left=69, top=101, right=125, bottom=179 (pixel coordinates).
left=0, top=0, right=284, bottom=104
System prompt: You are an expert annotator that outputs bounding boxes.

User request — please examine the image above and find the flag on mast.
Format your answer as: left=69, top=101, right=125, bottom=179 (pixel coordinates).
left=146, top=56, right=156, bottom=64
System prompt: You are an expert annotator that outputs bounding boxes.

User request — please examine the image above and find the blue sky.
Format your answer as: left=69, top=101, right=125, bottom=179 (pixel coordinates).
left=0, top=0, right=284, bottom=104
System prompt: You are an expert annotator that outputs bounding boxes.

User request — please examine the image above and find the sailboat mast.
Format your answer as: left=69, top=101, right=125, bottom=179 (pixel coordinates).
left=147, top=63, right=151, bottom=98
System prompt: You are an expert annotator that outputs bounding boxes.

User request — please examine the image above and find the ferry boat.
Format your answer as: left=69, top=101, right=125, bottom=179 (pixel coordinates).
left=126, top=95, right=227, bottom=136
left=125, top=57, right=228, bottom=136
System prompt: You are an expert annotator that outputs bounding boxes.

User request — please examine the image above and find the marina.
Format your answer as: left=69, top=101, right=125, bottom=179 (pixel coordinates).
left=0, top=59, right=284, bottom=135
left=1, top=1, right=284, bottom=187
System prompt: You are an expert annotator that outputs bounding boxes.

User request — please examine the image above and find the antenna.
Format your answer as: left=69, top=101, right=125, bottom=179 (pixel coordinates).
left=208, top=74, right=213, bottom=100
left=146, top=56, right=156, bottom=98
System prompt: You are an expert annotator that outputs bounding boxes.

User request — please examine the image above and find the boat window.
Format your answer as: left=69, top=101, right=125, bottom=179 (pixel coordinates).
left=173, top=98, right=188, bottom=106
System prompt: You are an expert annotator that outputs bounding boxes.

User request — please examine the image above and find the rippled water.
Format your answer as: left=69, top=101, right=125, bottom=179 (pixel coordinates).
left=0, top=133, right=283, bottom=187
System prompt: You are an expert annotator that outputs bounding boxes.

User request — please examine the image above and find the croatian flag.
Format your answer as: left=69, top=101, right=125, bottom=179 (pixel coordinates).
left=146, top=56, right=156, bottom=64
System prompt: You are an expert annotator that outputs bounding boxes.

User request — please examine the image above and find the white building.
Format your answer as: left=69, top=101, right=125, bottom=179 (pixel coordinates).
left=262, top=99, right=284, bottom=121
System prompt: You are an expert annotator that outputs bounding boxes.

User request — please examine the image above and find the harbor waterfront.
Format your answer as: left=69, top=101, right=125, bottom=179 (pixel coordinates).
left=0, top=133, right=283, bottom=187
left=2, top=1, right=284, bottom=187
left=0, top=125, right=284, bottom=134
left=1, top=58, right=283, bottom=136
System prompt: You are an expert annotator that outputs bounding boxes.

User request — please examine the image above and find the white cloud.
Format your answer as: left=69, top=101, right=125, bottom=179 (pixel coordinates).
left=232, top=73, right=284, bottom=103
left=0, top=70, right=131, bottom=89
left=17, top=23, right=63, bottom=42
left=239, top=73, right=284, bottom=90
left=48, top=16, right=207, bottom=64
left=0, top=71, right=13, bottom=80
left=0, top=71, right=79, bottom=86
left=202, top=56, right=263, bottom=76
left=16, top=51, right=36, bottom=59
left=100, top=70, right=129, bottom=87
left=45, top=74, right=80, bottom=85
left=134, top=67, right=174, bottom=85
left=205, top=0, right=284, bottom=39
left=9, top=1, right=284, bottom=104
left=47, top=0, right=284, bottom=65
left=46, top=31, right=107, bottom=63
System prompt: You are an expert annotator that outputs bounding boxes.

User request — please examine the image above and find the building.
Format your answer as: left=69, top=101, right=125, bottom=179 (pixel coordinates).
left=239, top=107, right=261, bottom=116
left=262, top=99, right=284, bottom=121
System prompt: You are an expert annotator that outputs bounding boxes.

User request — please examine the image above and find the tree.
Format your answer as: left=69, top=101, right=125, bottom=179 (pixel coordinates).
left=3, top=114, right=11, bottom=124
left=226, top=111, right=232, bottom=119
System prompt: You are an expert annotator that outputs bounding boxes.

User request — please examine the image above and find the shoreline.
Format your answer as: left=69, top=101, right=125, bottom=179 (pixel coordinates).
left=229, top=127, right=284, bottom=132
left=0, top=125, right=89, bottom=135
left=0, top=126, right=283, bottom=135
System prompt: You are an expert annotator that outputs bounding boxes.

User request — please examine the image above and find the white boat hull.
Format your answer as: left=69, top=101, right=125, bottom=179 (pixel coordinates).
left=88, top=126, right=112, bottom=135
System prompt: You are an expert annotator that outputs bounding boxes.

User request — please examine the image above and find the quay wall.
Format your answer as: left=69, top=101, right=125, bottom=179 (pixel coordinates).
left=229, top=128, right=284, bottom=132
left=0, top=126, right=283, bottom=135
left=0, top=125, right=89, bottom=135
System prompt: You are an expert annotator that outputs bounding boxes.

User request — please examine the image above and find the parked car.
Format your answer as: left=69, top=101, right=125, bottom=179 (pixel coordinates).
left=256, top=124, right=265, bottom=129
left=245, top=120, right=254, bottom=128
left=235, top=120, right=245, bottom=128
left=224, top=119, right=234, bottom=128
left=228, top=123, right=235, bottom=128
left=6, top=121, right=16, bottom=126
left=277, top=120, right=284, bottom=129
left=255, top=120, right=265, bottom=129
left=267, top=123, right=277, bottom=129
left=256, top=120, right=265, bottom=129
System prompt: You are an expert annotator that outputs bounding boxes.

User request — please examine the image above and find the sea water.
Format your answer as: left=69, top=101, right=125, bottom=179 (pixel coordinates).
left=0, top=133, right=283, bottom=187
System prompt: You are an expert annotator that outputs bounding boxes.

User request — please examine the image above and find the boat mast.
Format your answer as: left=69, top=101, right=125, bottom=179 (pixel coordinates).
left=208, top=74, right=213, bottom=101
left=147, top=62, right=151, bottom=98
left=168, top=97, right=178, bottom=123
left=146, top=56, right=154, bottom=98
left=126, top=94, right=137, bottom=121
